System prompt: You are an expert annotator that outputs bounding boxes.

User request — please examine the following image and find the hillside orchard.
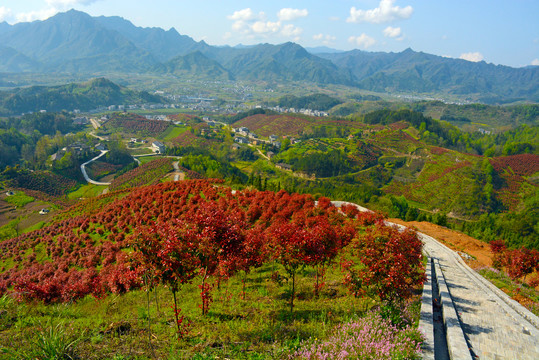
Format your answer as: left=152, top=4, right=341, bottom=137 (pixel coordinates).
left=0, top=180, right=425, bottom=358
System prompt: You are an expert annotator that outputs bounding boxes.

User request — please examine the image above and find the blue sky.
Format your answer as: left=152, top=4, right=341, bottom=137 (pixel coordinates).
left=1, top=0, right=538, bottom=68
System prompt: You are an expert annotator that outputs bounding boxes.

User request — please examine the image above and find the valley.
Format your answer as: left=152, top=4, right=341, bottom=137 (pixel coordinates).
left=0, top=6, right=537, bottom=359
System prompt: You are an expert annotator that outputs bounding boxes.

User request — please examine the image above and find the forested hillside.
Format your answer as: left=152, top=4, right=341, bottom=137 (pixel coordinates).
left=0, top=78, right=163, bottom=115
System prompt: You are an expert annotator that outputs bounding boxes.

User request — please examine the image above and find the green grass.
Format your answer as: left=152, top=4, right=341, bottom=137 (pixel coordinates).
left=129, top=148, right=154, bottom=156
left=22, top=221, right=46, bottom=234
left=162, top=126, right=188, bottom=141
left=0, top=258, right=423, bottom=359
left=68, top=184, right=107, bottom=199
left=4, top=192, right=35, bottom=207
left=477, top=267, right=539, bottom=316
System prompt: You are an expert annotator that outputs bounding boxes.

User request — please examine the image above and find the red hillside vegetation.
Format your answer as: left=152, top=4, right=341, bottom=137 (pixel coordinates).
left=490, top=154, right=539, bottom=177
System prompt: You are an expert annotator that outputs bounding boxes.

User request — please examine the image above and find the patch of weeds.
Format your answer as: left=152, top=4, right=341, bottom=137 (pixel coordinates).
left=2, top=319, right=83, bottom=360
left=5, top=192, right=35, bottom=207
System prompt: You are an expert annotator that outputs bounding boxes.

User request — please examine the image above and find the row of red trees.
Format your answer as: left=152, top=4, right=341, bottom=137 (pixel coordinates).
left=0, top=180, right=425, bottom=336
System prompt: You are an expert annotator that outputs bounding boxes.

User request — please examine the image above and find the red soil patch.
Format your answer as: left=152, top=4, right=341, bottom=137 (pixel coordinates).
left=389, top=219, right=493, bottom=268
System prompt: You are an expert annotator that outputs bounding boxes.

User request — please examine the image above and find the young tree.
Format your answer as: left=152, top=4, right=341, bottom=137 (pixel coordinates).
left=504, top=248, right=537, bottom=283
left=185, top=202, right=247, bottom=315
left=489, top=239, right=507, bottom=270
left=135, top=220, right=200, bottom=338
left=351, top=223, right=424, bottom=303
left=266, top=220, right=310, bottom=313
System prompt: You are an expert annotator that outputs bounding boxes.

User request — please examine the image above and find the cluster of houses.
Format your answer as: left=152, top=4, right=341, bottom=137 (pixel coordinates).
left=50, top=141, right=100, bottom=164
left=263, top=105, right=329, bottom=117
left=231, top=127, right=300, bottom=150
left=128, top=138, right=166, bottom=154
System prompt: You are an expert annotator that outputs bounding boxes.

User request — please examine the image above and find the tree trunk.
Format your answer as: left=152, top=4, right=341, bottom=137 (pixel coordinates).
left=290, top=271, right=295, bottom=313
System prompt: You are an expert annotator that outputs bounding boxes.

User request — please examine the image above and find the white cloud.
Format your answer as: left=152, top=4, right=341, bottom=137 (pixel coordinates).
left=0, top=6, right=12, bottom=22
left=347, top=0, right=413, bottom=24
left=459, top=52, right=484, bottom=62
left=281, top=24, right=302, bottom=38
left=16, top=8, right=59, bottom=22
left=313, top=33, right=336, bottom=45
left=383, top=26, right=401, bottom=38
left=13, top=0, right=101, bottom=23
left=46, top=0, right=100, bottom=6
left=252, top=21, right=280, bottom=34
left=228, top=8, right=304, bottom=40
left=228, top=8, right=259, bottom=22
left=277, top=8, right=308, bottom=21
left=531, top=59, right=539, bottom=66
left=348, top=34, right=376, bottom=49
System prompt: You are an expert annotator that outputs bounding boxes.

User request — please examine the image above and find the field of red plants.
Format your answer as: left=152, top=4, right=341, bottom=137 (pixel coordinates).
left=169, top=113, right=203, bottom=126
left=0, top=180, right=424, bottom=315
left=7, top=170, right=77, bottom=197
left=490, top=154, right=539, bottom=177
left=86, top=161, right=123, bottom=180
left=109, top=158, right=173, bottom=190
left=490, top=154, right=539, bottom=211
left=427, top=160, right=471, bottom=182
left=172, top=129, right=219, bottom=148
left=105, top=113, right=170, bottom=136
left=233, top=114, right=362, bottom=137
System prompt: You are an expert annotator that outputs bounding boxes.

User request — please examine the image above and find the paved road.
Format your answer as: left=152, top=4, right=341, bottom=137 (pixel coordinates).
left=172, top=161, right=184, bottom=181
left=89, top=118, right=101, bottom=130
left=80, top=150, right=111, bottom=186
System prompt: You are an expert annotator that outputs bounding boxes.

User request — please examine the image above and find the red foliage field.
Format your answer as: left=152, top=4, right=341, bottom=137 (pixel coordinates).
left=0, top=180, right=422, bottom=306
left=86, top=161, right=123, bottom=180
left=105, top=113, right=170, bottom=136
left=233, top=114, right=361, bottom=137
left=168, top=114, right=203, bottom=126
left=427, top=161, right=471, bottom=182
left=109, top=158, right=173, bottom=190
left=7, top=170, right=77, bottom=197
left=430, top=147, right=449, bottom=155
left=490, top=154, right=539, bottom=177
left=172, top=130, right=219, bottom=148
left=489, top=154, right=539, bottom=211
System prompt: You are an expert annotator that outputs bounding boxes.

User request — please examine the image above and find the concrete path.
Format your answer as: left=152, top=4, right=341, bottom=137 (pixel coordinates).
left=329, top=201, right=539, bottom=359
left=417, top=231, right=539, bottom=359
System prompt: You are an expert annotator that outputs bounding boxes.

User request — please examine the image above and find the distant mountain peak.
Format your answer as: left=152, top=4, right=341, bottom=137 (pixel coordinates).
left=0, top=9, right=536, bottom=103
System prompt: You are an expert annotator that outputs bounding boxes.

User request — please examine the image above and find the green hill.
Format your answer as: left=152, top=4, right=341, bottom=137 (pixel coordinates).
left=0, top=78, right=164, bottom=115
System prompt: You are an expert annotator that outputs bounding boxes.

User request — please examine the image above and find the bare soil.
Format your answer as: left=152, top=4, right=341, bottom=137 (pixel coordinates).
left=0, top=194, right=55, bottom=228
left=389, top=219, right=493, bottom=268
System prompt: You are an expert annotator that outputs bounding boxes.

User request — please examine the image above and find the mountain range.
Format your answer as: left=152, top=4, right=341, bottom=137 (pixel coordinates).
left=0, top=9, right=538, bottom=103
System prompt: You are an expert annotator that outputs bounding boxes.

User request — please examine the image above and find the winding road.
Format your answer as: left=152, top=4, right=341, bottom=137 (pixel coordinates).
left=80, top=150, right=111, bottom=186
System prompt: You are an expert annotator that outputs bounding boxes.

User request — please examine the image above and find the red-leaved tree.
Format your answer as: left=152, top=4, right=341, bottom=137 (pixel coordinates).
left=135, top=220, right=200, bottom=338
left=348, top=222, right=424, bottom=303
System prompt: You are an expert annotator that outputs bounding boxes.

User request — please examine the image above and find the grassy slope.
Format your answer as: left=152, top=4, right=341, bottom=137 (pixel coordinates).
left=1, top=259, right=404, bottom=359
